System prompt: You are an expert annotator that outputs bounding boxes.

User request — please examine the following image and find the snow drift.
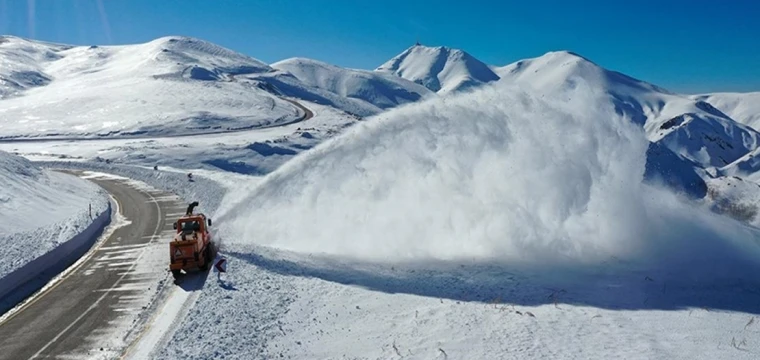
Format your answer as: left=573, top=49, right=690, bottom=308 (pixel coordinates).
left=0, top=150, right=109, bottom=282
left=217, top=81, right=760, bottom=279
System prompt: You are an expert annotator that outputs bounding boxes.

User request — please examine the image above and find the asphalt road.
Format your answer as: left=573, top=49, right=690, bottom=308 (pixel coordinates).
left=0, top=172, right=188, bottom=359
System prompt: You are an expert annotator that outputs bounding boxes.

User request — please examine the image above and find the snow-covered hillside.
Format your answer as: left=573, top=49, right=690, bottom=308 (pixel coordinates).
left=1, top=101, right=359, bottom=176
left=2, top=33, right=759, bottom=359
left=0, top=35, right=303, bottom=139
left=376, top=44, right=499, bottom=93
left=704, top=175, right=760, bottom=227
left=496, top=51, right=760, bottom=170
left=693, top=92, right=760, bottom=131
left=0, top=150, right=108, bottom=279
left=272, top=57, right=434, bottom=110
left=156, top=80, right=760, bottom=359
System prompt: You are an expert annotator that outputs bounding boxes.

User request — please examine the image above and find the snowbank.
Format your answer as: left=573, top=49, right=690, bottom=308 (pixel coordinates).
left=217, top=79, right=760, bottom=278
left=0, top=201, right=110, bottom=311
left=0, top=151, right=110, bottom=308
left=36, top=161, right=227, bottom=217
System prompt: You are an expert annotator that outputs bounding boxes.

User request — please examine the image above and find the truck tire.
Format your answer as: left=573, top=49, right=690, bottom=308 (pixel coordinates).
left=199, top=246, right=211, bottom=271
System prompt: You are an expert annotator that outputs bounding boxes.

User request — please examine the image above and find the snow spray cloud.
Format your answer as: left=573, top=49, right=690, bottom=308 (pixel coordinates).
left=219, top=81, right=760, bottom=274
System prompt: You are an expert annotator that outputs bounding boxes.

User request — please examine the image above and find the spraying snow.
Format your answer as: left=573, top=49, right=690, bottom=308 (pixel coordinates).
left=496, top=51, right=760, bottom=170
left=218, top=81, right=760, bottom=278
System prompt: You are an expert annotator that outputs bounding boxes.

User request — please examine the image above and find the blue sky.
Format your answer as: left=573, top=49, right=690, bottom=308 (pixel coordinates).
left=1, top=0, right=758, bottom=93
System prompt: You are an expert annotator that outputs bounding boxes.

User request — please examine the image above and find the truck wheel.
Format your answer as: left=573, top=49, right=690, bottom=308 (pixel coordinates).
left=199, top=246, right=211, bottom=271
left=209, top=242, right=217, bottom=259
left=171, top=269, right=181, bottom=279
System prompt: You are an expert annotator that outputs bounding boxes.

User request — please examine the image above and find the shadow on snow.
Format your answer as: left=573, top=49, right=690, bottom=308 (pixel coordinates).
left=225, top=248, right=760, bottom=314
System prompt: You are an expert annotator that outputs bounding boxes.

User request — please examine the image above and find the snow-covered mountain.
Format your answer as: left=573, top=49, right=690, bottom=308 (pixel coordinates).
left=375, top=44, right=500, bottom=93
left=495, top=51, right=760, bottom=171
left=2, top=34, right=760, bottom=359
left=2, top=34, right=757, bottom=202
left=271, top=57, right=434, bottom=110
left=692, top=92, right=760, bottom=131
left=0, top=35, right=302, bottom=139
left=161, top=79, right=760, bottom=359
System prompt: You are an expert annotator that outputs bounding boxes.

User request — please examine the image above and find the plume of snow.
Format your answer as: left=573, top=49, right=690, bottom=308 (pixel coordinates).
left=218, top=79, right=760, bottom=277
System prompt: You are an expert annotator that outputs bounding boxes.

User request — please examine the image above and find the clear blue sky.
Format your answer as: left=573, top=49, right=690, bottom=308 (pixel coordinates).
left=1, top=0, right=758, bottom=93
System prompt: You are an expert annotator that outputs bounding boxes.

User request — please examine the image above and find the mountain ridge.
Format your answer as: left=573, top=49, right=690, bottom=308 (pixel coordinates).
left=2, top=34, right=759, bottom=205
left=375, top=43, right=500, bottom=93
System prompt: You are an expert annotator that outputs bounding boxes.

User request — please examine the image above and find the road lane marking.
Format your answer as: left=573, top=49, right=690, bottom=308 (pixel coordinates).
left=0, top=194, right=122, bottom=327
left=30, top=182, right=165, bottom=359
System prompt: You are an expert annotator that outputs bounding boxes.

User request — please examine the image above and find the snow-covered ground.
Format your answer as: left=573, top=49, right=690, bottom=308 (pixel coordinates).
left=704, top=175, right=760, bottom=227
left=2, top=34, right=760, bottom=359
left=150, top=81, right=760, bottom=359
left=0, top=150, right=109, bottom=280
left=0, top=101, right=356, bottom=175
left=0, top=35, right=303, bottom=139
left=157, top=249, right=760, bottom=360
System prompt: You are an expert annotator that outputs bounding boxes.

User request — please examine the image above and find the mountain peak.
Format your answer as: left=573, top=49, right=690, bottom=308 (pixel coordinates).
left=543, top=50, right=591, bottom=60
left=494, top=49, right=673, bottom=96
left=375, top=44, right=499, bottom=93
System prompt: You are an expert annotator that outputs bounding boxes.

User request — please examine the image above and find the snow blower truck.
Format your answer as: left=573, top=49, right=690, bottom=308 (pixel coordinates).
left=169, top=201, right=216, bottom=282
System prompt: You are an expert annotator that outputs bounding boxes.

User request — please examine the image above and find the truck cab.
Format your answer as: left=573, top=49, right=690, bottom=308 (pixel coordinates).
left=169, top=213, right=215, bottom=279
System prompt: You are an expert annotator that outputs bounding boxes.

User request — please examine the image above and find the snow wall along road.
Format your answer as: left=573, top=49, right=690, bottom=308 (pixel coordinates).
left=217, top=80, right=760, bottom=282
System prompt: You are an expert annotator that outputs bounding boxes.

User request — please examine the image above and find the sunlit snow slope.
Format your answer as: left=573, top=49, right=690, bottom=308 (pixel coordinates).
left=217, top=81, right=760, bottom=280
left=376, top=44, right=499, bottom=93
left=693, top=92, right=760, bottom=131
left=496, top=51, right=760, bottom=170
left=272, top=57, right=434, bottom=110
left=0, top=35, right=300, bottom=139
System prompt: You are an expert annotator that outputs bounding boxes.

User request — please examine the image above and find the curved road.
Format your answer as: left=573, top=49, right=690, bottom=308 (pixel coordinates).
left=0, top=171, right=191, bottom=359
left=0, top=94, right=314, bottom=143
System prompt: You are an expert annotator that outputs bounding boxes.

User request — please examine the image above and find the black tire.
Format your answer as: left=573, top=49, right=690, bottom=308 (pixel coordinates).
left=171, top=269, right=181, bottom=279
left=199, top=245, right=212, bottom=271
left=209, top=242, right=217, bottom=259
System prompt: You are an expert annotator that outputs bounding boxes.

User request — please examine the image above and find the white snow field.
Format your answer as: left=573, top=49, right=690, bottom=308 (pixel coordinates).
left=0, top=150, right=109, bottom=281
left=0, top=100, right=357, bottom=175
left=272, top=57, right=434, bottom=110
left=2, top=33, right=760, bottom=359
left=152, top=81, right=760, bottom=359
left=376, top=44, right=500, bottom=93
left=0, top=35, right=304, bottom=139
left=693, top=92, right=760, bottom=131
left=495, top=51, right=760, bottom=170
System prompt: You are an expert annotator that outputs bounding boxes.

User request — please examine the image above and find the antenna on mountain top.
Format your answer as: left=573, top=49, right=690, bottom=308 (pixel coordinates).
left=415, top=36, right=420, bottom=46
